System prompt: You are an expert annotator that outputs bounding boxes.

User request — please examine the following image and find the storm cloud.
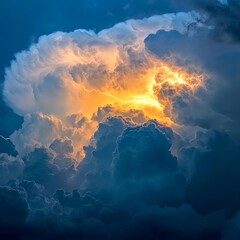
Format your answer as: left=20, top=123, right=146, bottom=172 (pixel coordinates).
left=1, top=0, right=240, bottom=239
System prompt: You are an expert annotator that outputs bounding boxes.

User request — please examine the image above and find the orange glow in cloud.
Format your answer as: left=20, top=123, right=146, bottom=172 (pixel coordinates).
left=9, top=61, right=206, bottom=160
left=4, top=13, right=207, bottom=159
left=70, top=60, right=206, bottom=128
left=56, top=58, right=206, bottom=159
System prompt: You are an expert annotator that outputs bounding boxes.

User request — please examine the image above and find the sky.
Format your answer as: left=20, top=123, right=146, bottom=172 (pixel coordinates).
left=1, top=0, right=240, bottom=239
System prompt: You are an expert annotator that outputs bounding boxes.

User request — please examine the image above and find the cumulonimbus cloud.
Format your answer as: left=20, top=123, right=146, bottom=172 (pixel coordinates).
left=3, top=11, right=209, bottom=159
left=3, top=11, right=201, bottom=118
left=2, top=6, right=240, bottom=239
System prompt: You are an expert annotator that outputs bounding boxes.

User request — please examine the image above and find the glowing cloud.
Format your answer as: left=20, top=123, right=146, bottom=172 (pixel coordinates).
left=3, top=12, right=207, bottom=158
left=3, top=12, right=203, bottom=119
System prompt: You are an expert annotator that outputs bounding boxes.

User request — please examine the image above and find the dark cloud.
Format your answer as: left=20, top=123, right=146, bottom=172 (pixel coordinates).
left=185, top=131, right=240, bottom=215
left=23, top=147, right=76, bottom=192
left=0, top=154, right=24, bottom=185
left=113, top=121, right=177, bottom=182
left=50, top=138, right=74, bottom=156
left=130, top=204, right=225, bottom=240
left=146, top=26, right=240, bottom=138
left=75, top=117, right=132, bottom=192
left=191, top=0, right=240, bottom=43
left=144, top=0, right=240, bottom=139
left=0, top=186, right=29, bottom=225
left=222, top=212, right=240, bottom=240
left=0, top=116, right=239, bottom=239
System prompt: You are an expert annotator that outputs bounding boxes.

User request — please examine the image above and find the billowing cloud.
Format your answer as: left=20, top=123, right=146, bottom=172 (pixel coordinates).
left=3, top=12, right=202, bottom=118
left=1, top=3, right=240, bottom=239
left=4, top=11, right=209, bottom=159
left=10, top=112, right=96, bottom=159
left=0, top=116, right=236, bottom=239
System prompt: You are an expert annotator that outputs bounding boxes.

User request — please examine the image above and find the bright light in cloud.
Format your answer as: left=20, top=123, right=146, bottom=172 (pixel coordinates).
left=3, top=11, right=203, bottom=117
left=3, top=11, right=206, bottom=158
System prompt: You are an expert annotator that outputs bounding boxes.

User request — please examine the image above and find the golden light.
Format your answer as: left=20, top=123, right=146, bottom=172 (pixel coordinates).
left=64, top=60, right=206, bottom=160
left=72, top=60, right=206, bottom=128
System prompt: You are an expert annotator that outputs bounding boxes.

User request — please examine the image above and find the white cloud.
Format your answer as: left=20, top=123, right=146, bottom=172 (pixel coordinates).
left=3, top=12, right=201, bottom=117
left=10, top=113, right=95, bottom=158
